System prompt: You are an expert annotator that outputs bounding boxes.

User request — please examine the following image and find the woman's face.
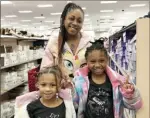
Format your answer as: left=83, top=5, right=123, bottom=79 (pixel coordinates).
left=64, top=9, right=84, bottom=36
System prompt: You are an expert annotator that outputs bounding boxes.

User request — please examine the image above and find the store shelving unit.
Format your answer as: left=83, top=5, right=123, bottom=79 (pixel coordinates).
left=0, top=34, right=46, bottom=94
left=1, top=35, right=48, bottom=41
left=108, top=18, right=150, bottom=118
left=0, top=34, right=48, bottom=118
left=108, top=52, right=127, bottom=76
left=1, top=80, right=28, bottom=95
left=1, top=57, right=42, bottom=70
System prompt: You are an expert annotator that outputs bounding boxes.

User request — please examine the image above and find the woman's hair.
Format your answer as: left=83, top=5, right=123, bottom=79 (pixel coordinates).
left=37, top=66, right=63, bottom=91
left=85, top=39, right=108, bottom=60
left=58, top=3, right=84, bottom=63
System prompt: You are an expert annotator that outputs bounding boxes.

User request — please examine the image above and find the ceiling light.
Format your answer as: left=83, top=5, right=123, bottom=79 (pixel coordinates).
left=18, top=10, right=33, bottom=13
left=82, top=7, right=86, bottom=10
left=21, top=20, right=31, bottom=22
left=85, top=14, right=89, bottom=17
left=130, top=4, right=146, bottom=7
left=5, top=15, right=17, bottom=18
left=124, top=12, right=136, bottom=14
left=100, top=1, right=117, bottom=4
left=1, top=1, right=12, bottom=4
left=45, top=21, right=54, bottom=23
left=37, top=4, right=53, bottom=8
left=34, top=16, right=45, bottom=19
left=67, top=1, right=72, bottom=3
left=100, top=16, right=111, bottom=18
left=100, top=10, right=114, bottom=12
left=50, top=13, right=62, bottom=15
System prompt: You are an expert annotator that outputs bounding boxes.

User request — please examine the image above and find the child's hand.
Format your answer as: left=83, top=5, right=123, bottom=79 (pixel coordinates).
left=120, top=75, right=134, bottom=93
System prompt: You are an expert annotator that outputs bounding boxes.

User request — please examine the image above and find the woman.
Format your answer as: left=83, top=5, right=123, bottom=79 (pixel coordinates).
left=15, top=2, right=94, bottom=112
left=40, top=2, right=94, bottom=79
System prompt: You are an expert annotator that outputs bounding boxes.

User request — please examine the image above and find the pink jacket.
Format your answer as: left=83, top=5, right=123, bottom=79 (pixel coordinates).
left=40, top=32, right=94, bottom=78
left=73, top=65, right=143, bottom=118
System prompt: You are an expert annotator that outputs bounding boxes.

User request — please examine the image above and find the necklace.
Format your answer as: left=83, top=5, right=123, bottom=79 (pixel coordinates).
left=69, top=33, right=82, bottom=54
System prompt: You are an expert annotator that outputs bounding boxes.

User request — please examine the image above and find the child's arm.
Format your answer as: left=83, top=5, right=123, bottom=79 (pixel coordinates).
left=119, top=76, right=143, bottom=110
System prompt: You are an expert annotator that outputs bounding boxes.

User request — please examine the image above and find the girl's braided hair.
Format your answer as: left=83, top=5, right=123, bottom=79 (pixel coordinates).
left=36, top=65, right=63, bottom=92
left=85, top=39, right=108, bottom=59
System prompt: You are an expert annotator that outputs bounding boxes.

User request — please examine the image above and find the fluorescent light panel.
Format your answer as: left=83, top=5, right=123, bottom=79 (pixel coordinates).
left=1, top=1, right=12, bottom=4
left=37, top=4, right=53, bottom=8
left=130, top=4, right=146, bottom=7
left=5, top=15, right=17, bottom=18
left=50, top=13, right=62, bottom=15
left=100, top=1, right=117, bottom=4
left=34, top=16, right=45, bottom=19
left=100, top=10, right=114, bottom=12
left=67, top=1, right=72, bottom=3
left=82, top=7, right=86, bottom=10
left=21, top=20, right=31, bottom=22
left=19, top=10, right=32, bottom=13
left=45, top=21, right=54, bottom=23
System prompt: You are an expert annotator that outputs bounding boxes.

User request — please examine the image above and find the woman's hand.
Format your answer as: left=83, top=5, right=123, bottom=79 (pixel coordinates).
left=61, top=74, right=74, bottom=89
left=60, top=66, right=74, bottom=89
